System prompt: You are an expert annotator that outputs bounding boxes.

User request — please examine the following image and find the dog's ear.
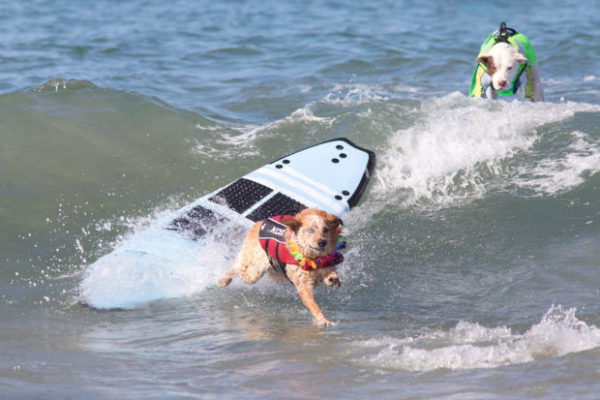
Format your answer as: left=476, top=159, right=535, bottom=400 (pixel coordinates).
left=477, top=54, right=493, bottom=68
left=477, top=54, right=496, bottom=75
left=326, top=213, right=343, bottom=229
left=514, top=53, right=527, bottom=63
left=281, top=217, right=302, bottom=232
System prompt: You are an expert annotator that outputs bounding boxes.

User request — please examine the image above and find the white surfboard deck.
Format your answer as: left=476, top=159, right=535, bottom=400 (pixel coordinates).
left=80, top=137, right=375, bottom=309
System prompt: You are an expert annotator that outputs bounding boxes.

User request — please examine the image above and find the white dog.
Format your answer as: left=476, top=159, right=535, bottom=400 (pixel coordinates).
left=469, top=23, right=544, bottom=101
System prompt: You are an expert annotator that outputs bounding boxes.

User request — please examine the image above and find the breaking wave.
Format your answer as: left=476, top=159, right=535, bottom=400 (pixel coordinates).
left=376, top=93, right=600, bottom=206
left=355, top=305, right=600, bottom=372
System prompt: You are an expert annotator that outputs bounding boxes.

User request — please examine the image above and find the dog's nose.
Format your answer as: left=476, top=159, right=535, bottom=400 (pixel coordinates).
left=497, top=78, right=507, bottom=88
left=317, top=239, right=327, bottom=248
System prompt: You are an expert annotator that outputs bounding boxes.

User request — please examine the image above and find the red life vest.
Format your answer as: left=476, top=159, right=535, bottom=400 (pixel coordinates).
left=258, top=214, right=344, bottom=276
left=258, top=215, right=298, bottom=265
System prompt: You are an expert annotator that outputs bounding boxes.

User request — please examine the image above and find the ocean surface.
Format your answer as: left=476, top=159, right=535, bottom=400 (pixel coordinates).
left=2, top=0, right=600, bottom=398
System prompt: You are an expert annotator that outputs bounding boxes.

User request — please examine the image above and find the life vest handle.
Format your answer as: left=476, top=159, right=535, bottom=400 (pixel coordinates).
left=494, top=22, right=518, bottom=45
left=498, top=22, right=518, bottom=37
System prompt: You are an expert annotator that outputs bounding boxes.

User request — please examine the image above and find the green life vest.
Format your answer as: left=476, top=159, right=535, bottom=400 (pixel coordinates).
left=469, top=25, right=537, bottom=99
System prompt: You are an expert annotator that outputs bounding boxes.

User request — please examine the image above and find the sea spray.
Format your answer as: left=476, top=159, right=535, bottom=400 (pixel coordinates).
left=355, top=305, right=600, bottom=372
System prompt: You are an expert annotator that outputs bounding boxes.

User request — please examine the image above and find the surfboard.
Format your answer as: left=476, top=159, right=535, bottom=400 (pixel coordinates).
left=80, top=137, right=376, bottom=309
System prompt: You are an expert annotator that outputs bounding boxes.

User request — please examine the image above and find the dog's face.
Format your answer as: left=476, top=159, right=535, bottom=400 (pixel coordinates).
left=477, top=42, right=527, bottom=91
left=283, top=209, right=342, bottom=259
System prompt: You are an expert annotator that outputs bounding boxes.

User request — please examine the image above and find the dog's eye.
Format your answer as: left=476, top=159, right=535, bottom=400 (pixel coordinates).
left=323, top=227, right=329, bottom=234
left=306, top=228, right=315, bottom=233
left=507, top=66, right=513, bottom=71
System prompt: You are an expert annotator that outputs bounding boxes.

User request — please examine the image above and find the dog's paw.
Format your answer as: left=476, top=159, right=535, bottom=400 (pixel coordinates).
left=323, top=271, right=342, bottom=287
left=325, top=275, right=341, bottom=287
left=218, top=276, right=232, bottom=287
left=315, top=315, right=333, bottom=327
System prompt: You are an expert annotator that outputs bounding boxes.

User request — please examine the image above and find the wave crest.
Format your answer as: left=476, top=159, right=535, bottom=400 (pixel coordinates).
left=375, top=93, right=600, bottom=206
left=30, top=78, right=98, bottom=93
left=355, top=305, right=600, bottom=372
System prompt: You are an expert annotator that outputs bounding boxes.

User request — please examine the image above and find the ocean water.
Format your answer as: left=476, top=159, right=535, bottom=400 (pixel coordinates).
left=2, top=0, right=600, bottom=398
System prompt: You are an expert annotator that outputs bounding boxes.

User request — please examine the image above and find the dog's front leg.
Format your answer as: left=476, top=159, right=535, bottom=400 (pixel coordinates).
left=485, top=86, right=498, bottom=99
left=296, top=286, right=331, bottom=327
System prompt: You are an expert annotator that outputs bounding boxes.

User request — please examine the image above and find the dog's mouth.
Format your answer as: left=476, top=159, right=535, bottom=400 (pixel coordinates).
left=305, top=244, right=326, bottom=255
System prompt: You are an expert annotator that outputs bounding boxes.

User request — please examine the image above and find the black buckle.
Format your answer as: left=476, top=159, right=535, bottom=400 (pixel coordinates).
left=495, top=22, right=518, bottom=44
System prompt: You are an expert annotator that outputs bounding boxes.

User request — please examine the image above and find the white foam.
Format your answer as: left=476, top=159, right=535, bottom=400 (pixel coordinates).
left=192, top=123, right=262, bottom=158
left=79, top=233, right=232, bottom=309
left=219, top=103, right=335, bottom=149
left=192, top=104, right=334, bottom=158
left=78, top=202, right=237, bottom=309
left=191, top=83, right=405, bottom=159
left=194, top=123, right=222, bottom=131
left=513, top=131, right=600, bottom=195
left=375, top=93, right=600, bottom=205
left=324, top=84, right=389, bottom=105
left=355, top=305, right=600, bottom=372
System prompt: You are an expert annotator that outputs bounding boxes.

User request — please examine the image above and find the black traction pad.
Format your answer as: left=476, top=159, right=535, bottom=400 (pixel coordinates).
left=246, top=192, right=306, bottom=222
left=209, top=178, right=273, bottom=214
left=168, top=205, right=228, bottom=239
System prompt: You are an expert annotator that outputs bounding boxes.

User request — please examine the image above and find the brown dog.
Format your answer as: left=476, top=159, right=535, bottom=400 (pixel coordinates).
left=218, top=208, right=344, bottom=326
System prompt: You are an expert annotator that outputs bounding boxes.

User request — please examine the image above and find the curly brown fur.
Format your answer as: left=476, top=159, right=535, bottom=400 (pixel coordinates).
left=218, top=208, right=343, bottom=326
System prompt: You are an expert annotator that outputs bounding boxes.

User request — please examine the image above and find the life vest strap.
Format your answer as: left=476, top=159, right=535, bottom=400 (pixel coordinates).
left=259, top=209, right=300, bottom=283
left=265, top=241, right=292, bottom=283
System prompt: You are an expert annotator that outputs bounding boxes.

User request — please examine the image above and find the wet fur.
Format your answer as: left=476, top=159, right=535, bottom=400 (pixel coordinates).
left=218, top=208, right=343, bottom=326
left=476, top=41, right=544, bottom=101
